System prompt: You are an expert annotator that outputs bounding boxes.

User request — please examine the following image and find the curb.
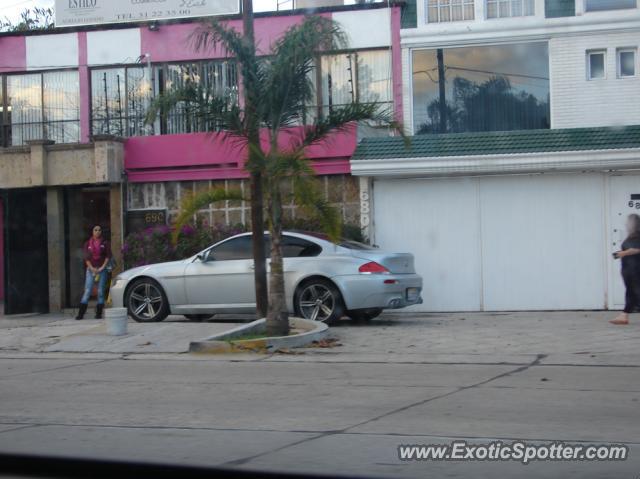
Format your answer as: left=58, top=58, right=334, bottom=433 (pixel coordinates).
left=189, top=317, right=329, bottom=354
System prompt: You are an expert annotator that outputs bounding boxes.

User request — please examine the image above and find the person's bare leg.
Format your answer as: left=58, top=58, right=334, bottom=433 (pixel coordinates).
left=610, top=312, right=630, bottom=325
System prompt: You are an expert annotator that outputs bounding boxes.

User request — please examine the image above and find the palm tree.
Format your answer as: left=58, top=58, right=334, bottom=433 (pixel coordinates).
left=148, top=14, right=395, bottom=336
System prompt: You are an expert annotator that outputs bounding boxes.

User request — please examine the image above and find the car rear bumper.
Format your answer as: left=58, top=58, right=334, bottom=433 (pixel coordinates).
left=332, top=273, right=423, bottom=311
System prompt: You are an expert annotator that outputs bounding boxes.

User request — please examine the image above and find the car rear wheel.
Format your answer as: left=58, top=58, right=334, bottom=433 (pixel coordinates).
left=295, top=279, right=344, bottom=325
left=184, top=314, right=215, bottom=322
left=347, top=308, right=383, bottom=322
left=126, top=279, right=169, bottom=323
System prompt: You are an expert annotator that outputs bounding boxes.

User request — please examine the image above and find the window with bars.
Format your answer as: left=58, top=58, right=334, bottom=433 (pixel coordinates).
left=427, top=0, right=475, bottom=22
left=487, top=0, right=534, bottom=18
left=91, top=66, right=152, bottom=137
left=1, top=70, right=80, bottom=147
left=159, top=61, right=238, bottom=135
left=321, top=49, right=392, bottom=116
left=91, top=60, right=238, bottom=138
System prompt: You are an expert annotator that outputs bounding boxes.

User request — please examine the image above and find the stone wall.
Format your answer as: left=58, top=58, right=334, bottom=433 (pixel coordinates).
left=127, top=175, right=360, bottom=227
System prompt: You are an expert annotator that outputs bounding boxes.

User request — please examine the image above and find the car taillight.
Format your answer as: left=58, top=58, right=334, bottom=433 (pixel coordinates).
left=358, top=261, right=390, bottom=274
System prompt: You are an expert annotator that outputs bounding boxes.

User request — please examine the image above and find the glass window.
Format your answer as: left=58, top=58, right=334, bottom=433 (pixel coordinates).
left=412, top=43, right=550, bottom=134
left=545, top=0, right=576, bottom=17
left=357, top=50, right=392, bottom=106
left=322, top=53, right=356, bottom=112
left=42, top=71, right=80, bottom=144
left=91, top=60, right=237, bottom=138
left=161, top=60, right=238, bottom=135
left=282, top=236, right=322, bottom=257
left=321, top=50, right=392, bottom=115
left=6, top=74, right=43, bottom=145
left=208, top=236, right=253, bottom=261
left=585, top=0, right=636, bottom=11
left=126, top=67, right=153, bottom=137
left=91, top=68, right=125, bottom=136
left=487, top=0, right=534, bottom=18
left=427, top=0, right=475, bottom=22
left=91, top=66, right=152, bottom=137
left=4, top=70, right=79, bottom=146
left=588, top=51, right=606, bottom=80
left=618, top=49, right=636, bottom=77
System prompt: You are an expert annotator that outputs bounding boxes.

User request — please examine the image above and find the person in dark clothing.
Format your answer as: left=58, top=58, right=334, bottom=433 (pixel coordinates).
left=76, top=225, right=111, bottom=320
left=611, top=214, right=640, bottom=325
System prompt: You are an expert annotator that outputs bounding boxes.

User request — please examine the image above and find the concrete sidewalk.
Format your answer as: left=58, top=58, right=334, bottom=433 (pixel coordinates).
left=0, top=312, right=244, bottom=354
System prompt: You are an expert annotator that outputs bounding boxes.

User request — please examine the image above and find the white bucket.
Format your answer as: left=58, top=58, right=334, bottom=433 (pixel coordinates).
left=105, top=307, right=128, bottom=336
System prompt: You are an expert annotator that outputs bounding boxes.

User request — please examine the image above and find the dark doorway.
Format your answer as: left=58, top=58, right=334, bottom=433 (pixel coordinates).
left=65, top=187, right=111, bottom=307
left=4, top=188, right=49, bottom=314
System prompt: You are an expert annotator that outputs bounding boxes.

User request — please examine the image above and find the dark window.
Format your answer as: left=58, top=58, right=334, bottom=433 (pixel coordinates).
left=282, top=236, right=322, bottom=257
left=545, top=0, right=575, bottom=17
left=585, top=0, right=636, bottom=11
left=208, top=236, right=253, bottom=261
left=401, top=0, right=418, bottom=28
left=412, top=43, right=550, bottom=134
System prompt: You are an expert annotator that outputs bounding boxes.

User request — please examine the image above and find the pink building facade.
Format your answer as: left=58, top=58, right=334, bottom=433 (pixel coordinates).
left=0, top=3, right=403, bottom=312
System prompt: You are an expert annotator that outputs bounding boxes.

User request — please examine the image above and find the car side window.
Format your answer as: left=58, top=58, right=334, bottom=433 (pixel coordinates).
left=282, top=236, right=322, bottom=258
left=208, top=236, right=253, bottom=261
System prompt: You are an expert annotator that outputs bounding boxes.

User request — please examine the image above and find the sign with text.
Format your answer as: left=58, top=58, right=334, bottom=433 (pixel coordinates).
left=126, top=209, right=168, bottom=235
left=55, top=0, right=240, bottom=27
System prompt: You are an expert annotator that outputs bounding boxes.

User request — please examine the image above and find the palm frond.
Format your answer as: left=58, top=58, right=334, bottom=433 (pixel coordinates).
left=292, top=173, right=342, bottom=242
left=259, top=16, right=347, bottom=131
left=269, top=151, right=341, bottom=242
left=172, top=188, right=245, bottom=243
left=300, top=102, right=395, bottom=149
left=190, top=20, right=266, bottom=111
left=190, top=21, right=254, bottom=68
left=146, top=82, right=247, bottom=137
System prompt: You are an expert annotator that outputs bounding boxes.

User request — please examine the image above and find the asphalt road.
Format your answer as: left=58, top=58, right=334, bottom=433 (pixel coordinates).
left=0, top=312, right=639, bottom=479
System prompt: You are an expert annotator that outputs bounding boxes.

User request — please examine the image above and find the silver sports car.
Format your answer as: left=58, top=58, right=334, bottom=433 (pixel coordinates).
left=110, top=231, right=423, bottom=324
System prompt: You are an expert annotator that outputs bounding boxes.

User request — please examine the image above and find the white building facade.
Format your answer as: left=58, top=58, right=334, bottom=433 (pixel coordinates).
left=354, top=0, right=640, bottom=312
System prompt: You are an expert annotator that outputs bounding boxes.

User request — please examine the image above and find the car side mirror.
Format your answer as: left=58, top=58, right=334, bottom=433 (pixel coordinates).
left=196, top=252, right=206, bottom=262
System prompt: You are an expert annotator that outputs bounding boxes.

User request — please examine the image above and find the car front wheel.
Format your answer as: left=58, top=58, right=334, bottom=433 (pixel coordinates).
left=295, top=279, right=344, bottom=325
left=126, top=279, right=169, bottom=323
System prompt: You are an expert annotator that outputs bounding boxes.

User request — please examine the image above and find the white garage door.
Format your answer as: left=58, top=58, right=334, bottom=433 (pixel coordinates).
left=373, top=173, right=607, bottom=311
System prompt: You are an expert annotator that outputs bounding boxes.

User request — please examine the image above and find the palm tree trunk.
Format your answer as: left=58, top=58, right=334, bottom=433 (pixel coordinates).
left=242, top=0, right=268, bottom=318
left=265, top=150, right=289, bottom=337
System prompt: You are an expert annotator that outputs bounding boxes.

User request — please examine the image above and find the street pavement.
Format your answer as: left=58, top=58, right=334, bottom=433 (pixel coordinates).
left=0, top=311, right=639, bottom=478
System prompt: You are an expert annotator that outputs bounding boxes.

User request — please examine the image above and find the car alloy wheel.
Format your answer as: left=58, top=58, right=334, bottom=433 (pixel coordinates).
left=298, top=283, right=337, bottom=323
left=127, top=280, right=168, bottom=322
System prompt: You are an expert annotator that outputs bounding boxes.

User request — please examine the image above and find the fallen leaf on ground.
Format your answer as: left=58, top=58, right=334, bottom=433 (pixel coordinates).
left=308, top=338, right=342, bottom=348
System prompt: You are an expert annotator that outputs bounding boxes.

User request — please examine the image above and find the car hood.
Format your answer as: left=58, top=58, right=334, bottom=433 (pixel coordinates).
left=118, top=259, right=190, bottom=280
